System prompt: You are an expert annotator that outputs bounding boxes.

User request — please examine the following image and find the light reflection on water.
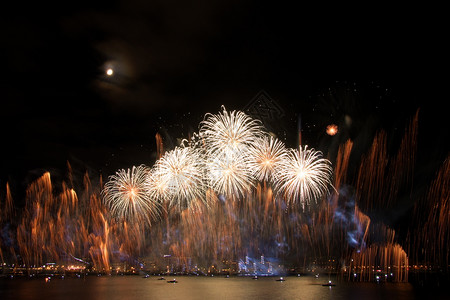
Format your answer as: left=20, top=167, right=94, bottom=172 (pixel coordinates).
left=0, top=276, right=444, bottom=300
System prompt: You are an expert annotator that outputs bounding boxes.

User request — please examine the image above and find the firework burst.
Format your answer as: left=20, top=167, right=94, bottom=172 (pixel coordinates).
left=247, top=135, right=288, bottom=183
left=326, top=124, right=338, bottom=136
left=147, top=147, right=207, bottom=210
left=199, top=106, right=266, bottom=157
left=205, top=151, right=254, bottom=198
left=102, top=165, right=161, bottom=224
left=274, top=146, right=333, bottom=209
left=103, top=107, right=334, bottom=214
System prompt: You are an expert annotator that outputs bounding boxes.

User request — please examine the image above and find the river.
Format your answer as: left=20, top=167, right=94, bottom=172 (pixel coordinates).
left=0, top=275, right=446, bottom=299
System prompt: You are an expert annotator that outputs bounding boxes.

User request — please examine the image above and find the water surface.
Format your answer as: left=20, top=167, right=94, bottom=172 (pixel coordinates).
left=0, top=275, right=445, bottom=300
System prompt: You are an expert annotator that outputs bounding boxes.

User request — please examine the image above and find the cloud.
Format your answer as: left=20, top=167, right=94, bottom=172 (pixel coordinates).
left=62, top=0, right=239, bottom=114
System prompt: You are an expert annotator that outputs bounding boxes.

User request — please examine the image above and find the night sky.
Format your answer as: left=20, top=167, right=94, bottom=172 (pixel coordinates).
left=1, top=1, right=447, bottom=200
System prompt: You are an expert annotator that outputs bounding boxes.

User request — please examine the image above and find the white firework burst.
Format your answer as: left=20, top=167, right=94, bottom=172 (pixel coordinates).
left=102, top=165, right=161, bottom=224
left=103, top=107, right=336, bottom=214
left=205, top=151, right=254, bottom=198
left=147, top=147, right=206, bottom=210
left=274, top=146, right=333, bottom=209
left=199, top=106, right=266, bottom=157
left=247, top=135, right=288, bottom=183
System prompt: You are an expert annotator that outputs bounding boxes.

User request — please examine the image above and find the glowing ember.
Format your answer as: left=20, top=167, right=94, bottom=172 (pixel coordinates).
left=326, top=124, right=338, bottom=136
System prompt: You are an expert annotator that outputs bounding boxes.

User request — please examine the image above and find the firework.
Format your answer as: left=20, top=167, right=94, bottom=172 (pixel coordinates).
left=199, top=106, right=266, bottom=157
left=326, top=124, right=338, bottom=136
left=147, top=147, right=207, bottom=210
left=247, top=135, right=288, bottom=183
left=102, top=165, right=161, bottom=224
left=1, top=107, right=430, bottom=282
left=180, top=132, right=203, bottom=149
left=274, top=146, right=333, bottom=209
left=205, top=150, right=254, bottom=198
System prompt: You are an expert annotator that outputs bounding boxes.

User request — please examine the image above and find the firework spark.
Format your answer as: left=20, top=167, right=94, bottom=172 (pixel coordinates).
left=274, top=146, right=333, bottom=209
left=326, top=124, right=338, bottom=136
left=102, top=165, right=161, bottom=224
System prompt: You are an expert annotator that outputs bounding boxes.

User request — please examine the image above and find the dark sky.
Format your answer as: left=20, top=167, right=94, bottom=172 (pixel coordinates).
left=1, top=1, right=447, bottom=196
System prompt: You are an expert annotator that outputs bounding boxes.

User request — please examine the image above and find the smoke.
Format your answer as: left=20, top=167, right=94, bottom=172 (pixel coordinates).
left=333, top=185, right=366, bottom=251
left=0, top=224, right=13, bottom=248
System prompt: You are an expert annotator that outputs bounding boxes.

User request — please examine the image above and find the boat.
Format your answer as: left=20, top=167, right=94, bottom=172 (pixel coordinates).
left=275, top=277, right=285, bottom=281
left=157, top=277, right=165, bottom=280
left=142, top=274, right=150, bottom=278
left=167, top=279, right=178, bottom=283
left=252, top=275, right=258, bottom=280
left=322, top=280, right=336, bottom=287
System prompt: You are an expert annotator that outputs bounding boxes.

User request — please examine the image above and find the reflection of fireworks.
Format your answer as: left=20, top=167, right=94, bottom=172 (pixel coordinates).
left=326, top=124, right=338, bottom=136
left=275, top=146, right=333, bottom=209
left=199, top=106, right=266, bottom=156
left=148, top=147, right=207, bottom=210
left=248, top=136, right=288, bottom=183
left=102, top=165, right=161, bottom=224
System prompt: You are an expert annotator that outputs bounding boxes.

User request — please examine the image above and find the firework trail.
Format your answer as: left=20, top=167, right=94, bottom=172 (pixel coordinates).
left=102, top=165, right=161, bottom=225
